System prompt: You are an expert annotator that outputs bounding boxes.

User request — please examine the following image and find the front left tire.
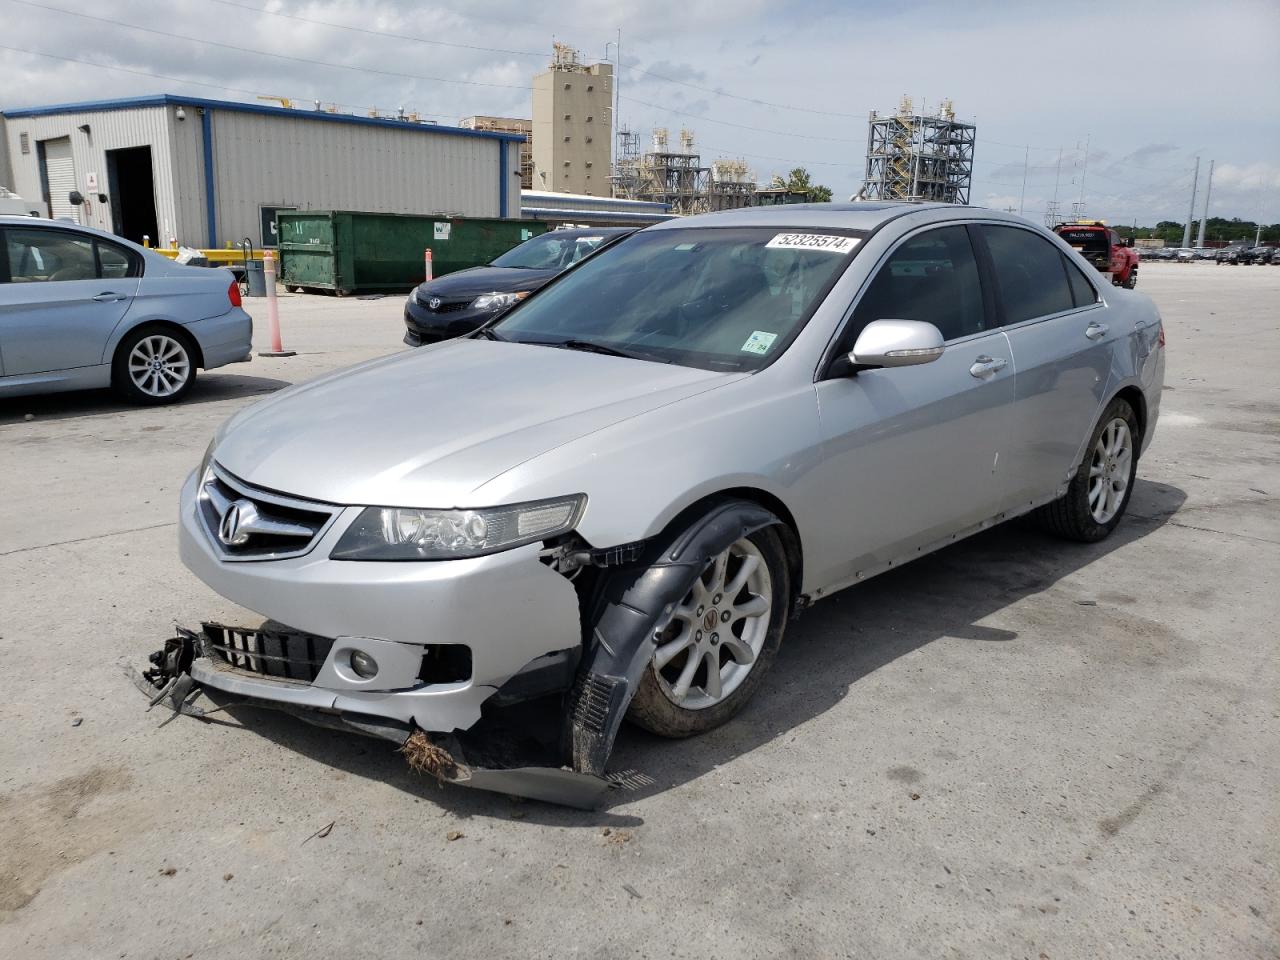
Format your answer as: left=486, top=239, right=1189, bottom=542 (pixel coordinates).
left=626, top=526, right=790, bottom=738
left=112, top=325, right=198, bottom=405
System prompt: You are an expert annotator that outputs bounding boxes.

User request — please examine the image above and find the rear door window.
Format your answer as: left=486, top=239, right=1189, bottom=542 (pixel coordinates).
left=2, top=229, right=140, bottom=283
left=5, top=229, right=96, bottom=282
left=980, top=225, right=1075, bottom=324
left=1062, top=254, right=1099, bottom=307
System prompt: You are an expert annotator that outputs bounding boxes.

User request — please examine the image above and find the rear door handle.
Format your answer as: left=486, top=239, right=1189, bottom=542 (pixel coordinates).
left=969, top=355, right=1008, bottom=379
left=1085, top=321, right=1109, bottom=340
left=92, top=292, right=127, bottom=302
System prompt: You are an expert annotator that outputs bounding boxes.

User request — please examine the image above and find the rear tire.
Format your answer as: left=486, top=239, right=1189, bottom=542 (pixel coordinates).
left=1123, top=266, right=1138, bottom=289
left=111, top=325, right=198, bottom=405
left=1033, top=397, right=1139, bottom=542
left=627, top=525, right=789, bottom=738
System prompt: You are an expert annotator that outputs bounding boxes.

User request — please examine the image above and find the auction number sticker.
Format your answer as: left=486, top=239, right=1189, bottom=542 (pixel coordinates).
left=765, top=233, right=860, bottom=254
left=741, top=330, right=779, bottom=355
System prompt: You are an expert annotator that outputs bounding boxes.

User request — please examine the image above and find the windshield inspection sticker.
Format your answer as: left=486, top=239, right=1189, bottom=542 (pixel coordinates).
left=741, top=330, right=779, bottom=355
left=766, top=233, right=860, bottom=254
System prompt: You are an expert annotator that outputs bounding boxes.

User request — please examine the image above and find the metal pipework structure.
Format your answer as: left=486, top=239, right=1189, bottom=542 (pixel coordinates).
left=861, top=97, right=976, bottom=205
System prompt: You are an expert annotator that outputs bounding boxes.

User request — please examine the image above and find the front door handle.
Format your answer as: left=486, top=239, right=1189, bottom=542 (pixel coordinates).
left=1085, top=321, right=1109, bottom=340
left=92, top=292, right=126, bottom=302
left=969, top=355, right=1008, bottom=379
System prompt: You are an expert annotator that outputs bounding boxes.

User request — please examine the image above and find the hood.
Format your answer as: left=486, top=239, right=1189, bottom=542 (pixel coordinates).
left=417, top=265, right=558, bottom=299
left=213, top=339, right=741, bottom=507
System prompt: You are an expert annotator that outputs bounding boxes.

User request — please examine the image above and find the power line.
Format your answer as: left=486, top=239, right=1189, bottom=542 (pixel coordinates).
left=203, top=0, right=547, bottom=60
left=6, top=0, right=531, bottom=91
left=0, top=42, right=454, bottom=121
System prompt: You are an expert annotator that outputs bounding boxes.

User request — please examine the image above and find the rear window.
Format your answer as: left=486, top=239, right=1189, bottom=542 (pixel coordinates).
left=1056, top=228, right=1108, bottom=250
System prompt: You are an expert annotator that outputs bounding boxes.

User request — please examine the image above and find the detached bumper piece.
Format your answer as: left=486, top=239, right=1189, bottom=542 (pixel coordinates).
left=132, top=624, right=614, bottom=809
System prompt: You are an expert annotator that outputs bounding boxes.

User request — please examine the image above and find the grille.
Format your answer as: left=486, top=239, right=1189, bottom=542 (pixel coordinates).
left=416, top=293, right=472, bottom=314
left=198, top=464, right=339, bottom=561
left=204, top=623, right=334, bottom=683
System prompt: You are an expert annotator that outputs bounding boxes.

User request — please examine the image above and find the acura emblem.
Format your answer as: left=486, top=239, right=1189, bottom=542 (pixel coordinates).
left=218, top=499, right=258, bottom=546
left=428, top=297, right=442, bottom=310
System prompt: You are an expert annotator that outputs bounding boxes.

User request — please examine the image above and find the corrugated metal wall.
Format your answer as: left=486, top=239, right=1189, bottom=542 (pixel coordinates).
left=0, top=106, right=179, bottom=238
left=3, top=101, right=518, bottom=247
left=206, top=110, right=511, bottom=246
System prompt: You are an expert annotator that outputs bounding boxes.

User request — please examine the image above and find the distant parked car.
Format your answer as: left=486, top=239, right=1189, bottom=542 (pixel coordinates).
left=1245, top=246, right=1275, bottom=265
left=1215, top=246, right=1249, bottom=265
left=0, top=217, right=252, bottom=403
left=403, top=227, right=634, bottom=346
left=1192, top=247, right=1217, bottom=261
left=1174, top=247, right=1198, bottom=262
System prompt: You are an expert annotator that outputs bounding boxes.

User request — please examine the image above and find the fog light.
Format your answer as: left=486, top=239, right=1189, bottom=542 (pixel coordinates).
left=349, top=650, right=378, bottom=679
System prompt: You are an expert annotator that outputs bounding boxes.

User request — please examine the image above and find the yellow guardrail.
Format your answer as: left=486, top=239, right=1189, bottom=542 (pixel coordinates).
left=149, top=248, right=266, bottom=264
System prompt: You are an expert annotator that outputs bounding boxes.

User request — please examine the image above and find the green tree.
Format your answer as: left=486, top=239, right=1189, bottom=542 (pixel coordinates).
left=770, top=167, right=833, bottom=203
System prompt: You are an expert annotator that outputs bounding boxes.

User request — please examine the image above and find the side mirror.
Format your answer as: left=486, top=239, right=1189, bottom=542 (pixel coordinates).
left=1124, top=237, right=1135, bottom=247
left=68, top=190, right=85, bottom=206
left=848, top=319, right=945, bottom=371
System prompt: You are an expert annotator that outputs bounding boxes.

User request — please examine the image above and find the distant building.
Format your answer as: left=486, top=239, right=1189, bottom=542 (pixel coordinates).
left=531, top=44, right=612, bottom=197
left=460, top=115, right=532, bottom=189
left=0, top=94, right=524, bottom=248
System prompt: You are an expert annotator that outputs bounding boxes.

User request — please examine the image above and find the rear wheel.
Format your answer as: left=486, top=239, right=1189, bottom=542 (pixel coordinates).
left=1034, top=397, right=1139, bottom=542
left=112, top=326, right=198, bottom=404
left=627, top=527, right=789, bottom=738
left=1123, top=265, right=1138, bottom=289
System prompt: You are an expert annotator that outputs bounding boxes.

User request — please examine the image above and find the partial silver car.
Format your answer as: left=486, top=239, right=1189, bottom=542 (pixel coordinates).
left=0, top=216, right=252, bottom=403
left=153, top=202, right=1165, bottom=799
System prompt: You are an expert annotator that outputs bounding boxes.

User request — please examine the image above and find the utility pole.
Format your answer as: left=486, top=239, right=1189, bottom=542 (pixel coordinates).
left=1019, top=145, right=1029, bottom=215
left=1182, top=156, right=1200, bottom=249
left=1196, top=159, right=1214, bottom=247
left=1077, top=133, right=1090, bottom=213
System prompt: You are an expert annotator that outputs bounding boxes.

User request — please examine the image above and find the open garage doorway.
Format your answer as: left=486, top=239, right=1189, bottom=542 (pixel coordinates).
left=106, top=146, right=159, bottom=246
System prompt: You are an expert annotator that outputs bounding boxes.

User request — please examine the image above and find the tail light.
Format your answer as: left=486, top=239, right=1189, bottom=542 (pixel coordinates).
left=1157, top=322, right=1165, bottom=349
left=228, top=279, right=242, bottom=308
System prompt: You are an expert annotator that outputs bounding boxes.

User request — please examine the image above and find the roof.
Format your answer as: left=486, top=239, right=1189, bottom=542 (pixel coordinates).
left=648, top=201, right=953, bottom=231
left=0, top=94, right=526, bottom=144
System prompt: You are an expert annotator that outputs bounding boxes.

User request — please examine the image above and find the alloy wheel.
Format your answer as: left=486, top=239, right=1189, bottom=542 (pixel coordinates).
left=1088, top=417, right=1133, bottom=524
left=651, top=537, right=773, bottom=711
left=128, top=334, right=191, bottom=398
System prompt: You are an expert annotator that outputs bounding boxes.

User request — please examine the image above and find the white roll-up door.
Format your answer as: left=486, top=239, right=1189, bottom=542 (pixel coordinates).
left=43, top=137, right=78, bottom=223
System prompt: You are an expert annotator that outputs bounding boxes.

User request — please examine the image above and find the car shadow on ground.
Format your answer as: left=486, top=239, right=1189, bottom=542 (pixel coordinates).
left=0, top=373, right=291, bottom=424
left=177, top=477, right=1186, bottom=828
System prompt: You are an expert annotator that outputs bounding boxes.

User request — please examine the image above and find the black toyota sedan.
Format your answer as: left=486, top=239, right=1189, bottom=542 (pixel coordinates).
left=403, top=227, right=635, bottom=346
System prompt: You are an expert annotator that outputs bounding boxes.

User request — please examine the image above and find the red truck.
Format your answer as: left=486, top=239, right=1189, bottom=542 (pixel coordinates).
left=1052, top=221, right=1140, bottom=288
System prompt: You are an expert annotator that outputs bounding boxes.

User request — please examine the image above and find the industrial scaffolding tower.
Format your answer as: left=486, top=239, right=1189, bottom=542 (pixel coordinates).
left=862, top=97, right=976, bottom=205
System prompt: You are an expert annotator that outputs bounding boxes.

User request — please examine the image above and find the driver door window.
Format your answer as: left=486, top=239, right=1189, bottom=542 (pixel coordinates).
left=845, top=225, right=986, bottom=346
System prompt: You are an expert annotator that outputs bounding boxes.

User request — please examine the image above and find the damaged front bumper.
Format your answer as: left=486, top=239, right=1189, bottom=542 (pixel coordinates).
left=133, top=626, right=614, bottom=809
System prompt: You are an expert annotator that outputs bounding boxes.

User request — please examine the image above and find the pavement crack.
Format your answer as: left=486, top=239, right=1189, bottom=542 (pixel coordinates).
left=0, top=521, right=178, bottom=557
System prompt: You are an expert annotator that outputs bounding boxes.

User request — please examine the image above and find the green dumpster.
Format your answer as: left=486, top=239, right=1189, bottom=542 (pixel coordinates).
left=277, top=211, right=549, bottom=296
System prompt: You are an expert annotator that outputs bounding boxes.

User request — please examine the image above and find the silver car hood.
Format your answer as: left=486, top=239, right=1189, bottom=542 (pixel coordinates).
left=214, top=338, right=740, bottom=506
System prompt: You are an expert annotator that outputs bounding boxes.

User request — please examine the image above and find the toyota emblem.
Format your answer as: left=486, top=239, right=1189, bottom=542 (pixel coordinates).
left=218, top=499, right=257, bottom=546
left=428, top=297, right=442, bottom=310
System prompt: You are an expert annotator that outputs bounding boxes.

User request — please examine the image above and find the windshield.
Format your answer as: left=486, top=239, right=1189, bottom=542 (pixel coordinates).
left=490, top=232, right=611, bottom=270
left=491, top=227, right=864, bottom=371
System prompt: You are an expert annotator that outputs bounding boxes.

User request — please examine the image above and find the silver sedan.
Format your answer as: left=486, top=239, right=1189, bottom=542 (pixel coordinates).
left=0, top=216, right=253, bottom=403
left=155, top=202, right=1165, bottom=800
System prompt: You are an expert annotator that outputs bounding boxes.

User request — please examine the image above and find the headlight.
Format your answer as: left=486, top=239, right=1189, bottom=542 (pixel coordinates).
left=330, top=494, right=586, bottom=561
left=472, top=291, right=529, bottom=311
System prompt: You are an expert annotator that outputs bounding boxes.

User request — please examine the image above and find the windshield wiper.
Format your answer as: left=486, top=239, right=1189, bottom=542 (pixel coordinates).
left=557, top=339, right=648, bottom=361
left=471, top=326, right=506, bottom=341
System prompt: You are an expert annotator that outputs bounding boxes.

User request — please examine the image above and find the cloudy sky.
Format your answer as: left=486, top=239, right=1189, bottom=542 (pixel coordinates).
left=3, top=0, right=1278, bottom=225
